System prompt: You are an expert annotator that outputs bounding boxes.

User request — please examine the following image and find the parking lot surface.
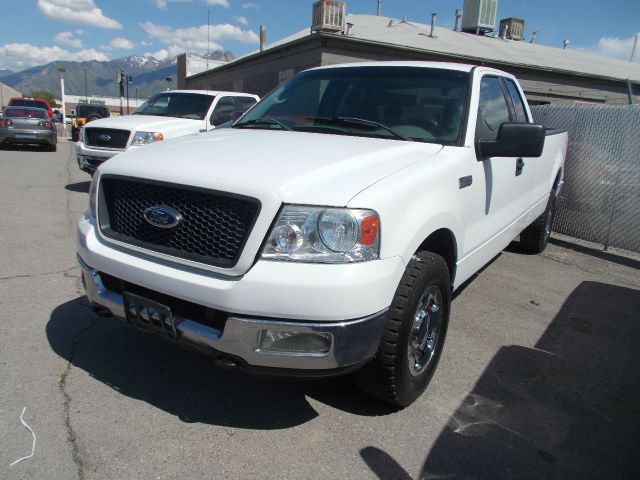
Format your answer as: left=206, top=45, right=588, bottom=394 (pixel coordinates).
left=1, top=139, right=639, bottom=479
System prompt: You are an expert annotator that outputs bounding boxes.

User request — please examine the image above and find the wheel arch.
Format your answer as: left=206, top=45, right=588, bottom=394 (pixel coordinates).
left=414, top=228, right=458, bottom=287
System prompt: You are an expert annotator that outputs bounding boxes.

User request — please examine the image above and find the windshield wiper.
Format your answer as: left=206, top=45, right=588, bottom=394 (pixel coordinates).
left=306, top=116, right=409, bottom=141
left=233, top=118, right=293, bottom=131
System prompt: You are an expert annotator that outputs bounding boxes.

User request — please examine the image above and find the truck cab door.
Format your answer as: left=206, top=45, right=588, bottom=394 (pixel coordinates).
left=463, top=74, right=533, bottom=255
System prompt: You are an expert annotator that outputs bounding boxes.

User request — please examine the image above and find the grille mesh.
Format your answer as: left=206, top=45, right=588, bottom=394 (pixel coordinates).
left=99, top=177, right=260, bottom=267
left=85, top=128, right=130, bottom=149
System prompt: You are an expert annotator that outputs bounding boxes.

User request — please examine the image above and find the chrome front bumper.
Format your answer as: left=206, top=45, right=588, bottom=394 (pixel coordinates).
left=78, top=255, right=386, bottom=374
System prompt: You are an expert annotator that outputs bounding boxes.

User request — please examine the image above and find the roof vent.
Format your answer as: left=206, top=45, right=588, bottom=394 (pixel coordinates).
left=311, top=1, right=346, bottom=34
left=462, top=0, right=498, bottom=34
left=499, top=18, right=524, bottom=41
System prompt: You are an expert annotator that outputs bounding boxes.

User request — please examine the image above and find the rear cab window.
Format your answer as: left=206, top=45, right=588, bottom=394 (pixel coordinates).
left=503, top=79, right=529, bottom=123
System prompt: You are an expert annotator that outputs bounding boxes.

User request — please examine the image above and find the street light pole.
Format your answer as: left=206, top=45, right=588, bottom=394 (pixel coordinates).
left=82, top=68, right=88, bottom=102
left=57, top=66, right=66, bottom=137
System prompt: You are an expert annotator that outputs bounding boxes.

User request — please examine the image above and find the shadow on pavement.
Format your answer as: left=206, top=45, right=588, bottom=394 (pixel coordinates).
left=549, top=237, right=640, bottom=270
left=65, top=181, right=90, bottom=193
left=415, top=281, right=640, bottom=479
left=0, top=143, right=52, bottom=152
left=46, top=297, right=396, bottom=430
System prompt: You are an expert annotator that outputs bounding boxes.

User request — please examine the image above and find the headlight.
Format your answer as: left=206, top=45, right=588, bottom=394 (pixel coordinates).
left=131, top=131, right=164, bottom=146
left=88, top=174, right=98, bottom=218
left=262, top=206, right=380, bottom=263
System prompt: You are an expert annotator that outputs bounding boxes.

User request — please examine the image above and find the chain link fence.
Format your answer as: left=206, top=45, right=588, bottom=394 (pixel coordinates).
left=531, top=104, right=640, bottom=253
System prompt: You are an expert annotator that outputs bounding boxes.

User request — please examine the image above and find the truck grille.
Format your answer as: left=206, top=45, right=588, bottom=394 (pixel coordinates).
left=85, top=128, right=130, bottom=149
left=98, top=176, right=261, bottom=268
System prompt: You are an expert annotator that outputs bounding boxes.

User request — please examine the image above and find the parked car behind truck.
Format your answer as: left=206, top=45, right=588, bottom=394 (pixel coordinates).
left=77, top=62, right=567, bottom=406
left=0, top=106, right=57, bottom=151
left=75, top=90, right=259, bottom=175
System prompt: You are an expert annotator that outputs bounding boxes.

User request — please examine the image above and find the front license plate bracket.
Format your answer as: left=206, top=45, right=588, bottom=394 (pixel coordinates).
left=123, top=292, right=178, bottom=339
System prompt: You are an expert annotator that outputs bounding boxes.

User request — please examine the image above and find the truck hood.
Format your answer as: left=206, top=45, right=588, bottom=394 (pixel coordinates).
left=84, top=114, right=204, bottom=133
left=99, top=128, right=443, bottom=206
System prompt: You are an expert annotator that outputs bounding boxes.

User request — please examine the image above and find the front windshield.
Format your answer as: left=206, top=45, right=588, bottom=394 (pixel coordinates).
left=134, top=92, right=215, bottom=120
left=235, top=66, right=469, bottom=144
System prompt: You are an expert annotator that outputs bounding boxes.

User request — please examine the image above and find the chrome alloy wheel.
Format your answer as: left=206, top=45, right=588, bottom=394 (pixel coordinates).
left=407, top=286, right=443, bottom=377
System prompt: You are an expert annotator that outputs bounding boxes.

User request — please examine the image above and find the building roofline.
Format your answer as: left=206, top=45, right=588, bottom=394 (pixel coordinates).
left=187, top=25, right=640, bottom=86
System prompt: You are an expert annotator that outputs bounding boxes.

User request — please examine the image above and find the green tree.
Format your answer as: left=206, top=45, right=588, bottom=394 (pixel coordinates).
left=27, top=90, right=60, bottom=108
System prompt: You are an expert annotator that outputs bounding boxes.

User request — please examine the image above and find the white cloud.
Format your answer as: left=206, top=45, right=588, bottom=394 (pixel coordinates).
left=206, top=0, right=230, bottom=7
left=37, top=0, right=122, bottom=29
left=0, top=43, right=109, bottom=71
left=594, top=34, right=640, bottom=61
left=242, top=2, right=259, bottom=10
left=53, top=31, right=83, bottom=49
left=144, top=46, right=186, bottom=60
left=141, top=40, right=152, bottom=47
left=154, top=0, right=192, bottom=10
left=234, top=16, right=248, bottom=26
left=140, top=21, right=259, bottom=54
left=107, top=37, right=134, bottom=50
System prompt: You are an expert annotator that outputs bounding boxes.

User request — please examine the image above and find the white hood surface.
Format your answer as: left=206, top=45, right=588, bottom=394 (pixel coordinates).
left=84, top=114, right=204, bottom=135
left=99, top=128, right=443, bottom=206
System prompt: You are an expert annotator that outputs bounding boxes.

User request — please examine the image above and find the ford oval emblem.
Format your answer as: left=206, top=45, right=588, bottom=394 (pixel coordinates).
left=98, top=134, right=111, bottom=142
left=143, top=205, right=183, bottom=229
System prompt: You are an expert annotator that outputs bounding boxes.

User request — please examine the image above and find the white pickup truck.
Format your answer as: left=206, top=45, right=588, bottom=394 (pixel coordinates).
left=75, top=90, right=259, bottom=175
left=77, top=62, right=566, bottom=406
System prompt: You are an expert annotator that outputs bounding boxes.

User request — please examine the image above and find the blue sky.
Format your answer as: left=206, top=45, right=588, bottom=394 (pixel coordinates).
left=0, top=0, right=639, bottom=72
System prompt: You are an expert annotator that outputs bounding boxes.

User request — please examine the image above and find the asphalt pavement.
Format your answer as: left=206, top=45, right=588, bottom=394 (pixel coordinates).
left=1, top=138, right=639, bottom=480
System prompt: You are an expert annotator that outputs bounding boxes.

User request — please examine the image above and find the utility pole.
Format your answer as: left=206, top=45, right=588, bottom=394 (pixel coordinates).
left=125, top=75, right=132, bottom=115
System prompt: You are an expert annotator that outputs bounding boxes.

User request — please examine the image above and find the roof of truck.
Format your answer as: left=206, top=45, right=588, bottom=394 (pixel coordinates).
left=164, top=89, right=258, bottom=97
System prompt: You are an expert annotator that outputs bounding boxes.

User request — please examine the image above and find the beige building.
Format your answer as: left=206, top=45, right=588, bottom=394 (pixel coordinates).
left=180, top=4, right=640, bottom=105
left=0, top=82, right=22, bottom=110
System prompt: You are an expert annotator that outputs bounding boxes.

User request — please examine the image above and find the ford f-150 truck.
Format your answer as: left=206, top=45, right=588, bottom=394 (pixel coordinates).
left=77, top=62, right=567, bottom=406
left=76, top=90, right=259, bottom=174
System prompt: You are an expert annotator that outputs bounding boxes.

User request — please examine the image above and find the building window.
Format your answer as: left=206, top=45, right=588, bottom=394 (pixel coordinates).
left=233, top=78, right=244, bottom=92
left=278, top=69, right=294, bottom=85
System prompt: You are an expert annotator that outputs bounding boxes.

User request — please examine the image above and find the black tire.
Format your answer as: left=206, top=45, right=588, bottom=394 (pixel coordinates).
left=48, top=143, right=57, bottom=152
left=520, top=195, right=556, bottom=253
left=354, top=252, right=451, bottom=407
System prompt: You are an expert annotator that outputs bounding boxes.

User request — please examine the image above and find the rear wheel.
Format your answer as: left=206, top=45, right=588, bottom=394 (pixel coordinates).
left=520, top=195, right=556, bottom=253
left=354, top=252, right=451, bottom=407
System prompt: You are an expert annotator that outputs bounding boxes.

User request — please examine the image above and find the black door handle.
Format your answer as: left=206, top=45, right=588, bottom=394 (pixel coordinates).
left=516, top=158, right=524, bottom=176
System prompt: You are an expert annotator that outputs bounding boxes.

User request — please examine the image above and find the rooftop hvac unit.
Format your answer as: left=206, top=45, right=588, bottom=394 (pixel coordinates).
left=462, top=0, right=499, bottom=34
left=311, top=1, right=346, bottom=33
left=499, top=18, right=525, bottom=41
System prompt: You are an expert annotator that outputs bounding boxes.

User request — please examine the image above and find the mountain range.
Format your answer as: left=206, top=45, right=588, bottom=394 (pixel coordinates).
left=1, top=51, right=234, bottom=100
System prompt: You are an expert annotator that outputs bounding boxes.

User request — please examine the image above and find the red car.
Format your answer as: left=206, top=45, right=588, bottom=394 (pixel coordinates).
left=7, top=97, right=54, bottom=120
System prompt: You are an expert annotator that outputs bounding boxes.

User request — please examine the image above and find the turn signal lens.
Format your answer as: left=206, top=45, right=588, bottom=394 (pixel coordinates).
left=360, top=214, right=380, bottom=246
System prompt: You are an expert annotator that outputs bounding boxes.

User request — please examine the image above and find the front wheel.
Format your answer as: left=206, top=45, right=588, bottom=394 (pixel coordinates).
left=354, top=252, right=451, bottom=407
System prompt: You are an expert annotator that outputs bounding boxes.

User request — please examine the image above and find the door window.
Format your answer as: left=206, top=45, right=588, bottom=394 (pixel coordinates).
left=210, top=97, right=235, bottom=126
left=476, top=76, right=511, bottom=141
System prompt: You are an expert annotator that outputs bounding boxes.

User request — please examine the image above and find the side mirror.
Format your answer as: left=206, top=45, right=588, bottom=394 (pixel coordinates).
left=478, top=123, right=545, bottom=160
